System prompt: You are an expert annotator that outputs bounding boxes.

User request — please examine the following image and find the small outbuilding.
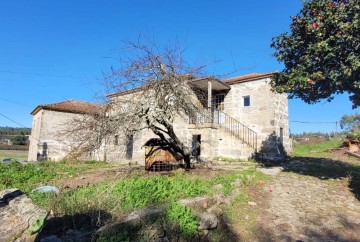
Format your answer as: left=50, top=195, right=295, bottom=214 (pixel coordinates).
left=144, top=138, right=180, bottom=171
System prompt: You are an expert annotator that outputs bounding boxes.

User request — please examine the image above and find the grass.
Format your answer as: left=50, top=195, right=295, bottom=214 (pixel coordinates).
left=0, top=160, right=113, bottom=193
left=27, top=167, right=263, bottom=240
left=292, top=139, right=343, bottom=158
left=0, top=149, right=28, bottom=160
left=33, top=168, right=261, bottom=215
left=0, top=154, right=266, bottom=240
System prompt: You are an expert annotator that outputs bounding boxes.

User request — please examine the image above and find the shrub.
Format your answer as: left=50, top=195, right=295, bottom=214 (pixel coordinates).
left=165, top=202, right=200, bottom=237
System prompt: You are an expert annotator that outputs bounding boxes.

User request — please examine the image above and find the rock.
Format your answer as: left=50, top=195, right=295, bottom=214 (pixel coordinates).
left=198, top=212, right=219, bottom=231
left=213, top=184, right=223, bottom=192
left=178, top=196, right=210, bottom=209
left=258, top=167, right=283, bottom=176
left=231, top=179, right=243, bottom=187
left=0, top=188, right=48, bottom=241
left=40, top=235, right=62, bottom=242
left=213, top=193, right=230, bottom=205
left=207, top=206, right=223, bottom=217
left=229, top=188, right=241, bottom=202
left=248, top=201, right=257, bottom=206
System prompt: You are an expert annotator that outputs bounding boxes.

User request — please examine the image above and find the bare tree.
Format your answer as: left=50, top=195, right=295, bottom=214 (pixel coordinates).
left=66, top=39, right=208, bottom=169
left=104, top=39, right=207, bottom=169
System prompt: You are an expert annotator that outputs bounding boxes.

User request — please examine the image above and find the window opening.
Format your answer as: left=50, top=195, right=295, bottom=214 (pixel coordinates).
left=243, top=96, right=250, bottom=107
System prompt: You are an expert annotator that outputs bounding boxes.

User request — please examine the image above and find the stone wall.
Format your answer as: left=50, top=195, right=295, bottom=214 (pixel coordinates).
left=222, top=77, right=291, bottom=156
left=28, top=110, right=102, bottom=162
left=29, top=76, right=291, bottom=163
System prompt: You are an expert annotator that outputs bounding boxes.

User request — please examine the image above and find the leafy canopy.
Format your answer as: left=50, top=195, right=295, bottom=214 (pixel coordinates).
left=271, top=0, right=360, bottom=107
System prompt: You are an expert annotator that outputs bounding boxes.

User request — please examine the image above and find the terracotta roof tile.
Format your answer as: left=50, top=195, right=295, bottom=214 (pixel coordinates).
left=31, top=100, right=105, bottom=115
left=222, top=72, right=276, bottom=85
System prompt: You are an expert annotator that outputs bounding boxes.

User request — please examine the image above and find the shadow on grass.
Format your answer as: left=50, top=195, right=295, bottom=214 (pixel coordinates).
left=36, top=210, right=112, bottom=241
left=95, top=211, right=240, bottom=242
left=255, top=220, right=360, bottom=242
left=260, top=156, right=360, bottom=201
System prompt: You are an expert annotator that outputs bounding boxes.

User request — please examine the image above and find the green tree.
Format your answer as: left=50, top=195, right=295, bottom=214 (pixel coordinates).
left=271, top=0, right=360, bottom=107
left=340, top=113, right=360, bottom=131
left=10, top=135, right=27, bottom=145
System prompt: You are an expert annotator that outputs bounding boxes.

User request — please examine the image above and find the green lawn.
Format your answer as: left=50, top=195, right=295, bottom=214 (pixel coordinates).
left=0, top=149, right=28, bottom=160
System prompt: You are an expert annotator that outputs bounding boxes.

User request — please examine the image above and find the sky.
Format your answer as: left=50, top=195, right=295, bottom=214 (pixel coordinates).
left=0, top=0, right=358, bottom=134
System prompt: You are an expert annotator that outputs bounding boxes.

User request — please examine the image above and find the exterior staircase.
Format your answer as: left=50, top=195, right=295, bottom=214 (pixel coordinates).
left=190, top=108, right=257, bottom=150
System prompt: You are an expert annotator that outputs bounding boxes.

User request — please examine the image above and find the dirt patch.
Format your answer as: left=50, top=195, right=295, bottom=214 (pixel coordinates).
left=54, top=166, right=143, bottom=190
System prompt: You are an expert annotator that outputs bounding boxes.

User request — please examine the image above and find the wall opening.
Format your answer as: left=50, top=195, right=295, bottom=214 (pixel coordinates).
left=126, top=135, right=133, bottom=160
left=192, top=135, right=201, bottom=157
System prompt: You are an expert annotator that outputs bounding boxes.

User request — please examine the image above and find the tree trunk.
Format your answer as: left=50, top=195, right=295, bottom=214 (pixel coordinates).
left=183, top=153, right=191, bottom=171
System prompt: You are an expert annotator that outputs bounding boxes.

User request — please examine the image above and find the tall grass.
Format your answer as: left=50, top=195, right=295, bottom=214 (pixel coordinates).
left=32, top=168, right=262, bottom=217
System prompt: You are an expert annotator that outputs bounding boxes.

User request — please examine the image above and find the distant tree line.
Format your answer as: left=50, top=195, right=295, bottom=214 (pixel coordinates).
left=0, top=127, right=31, bottom=146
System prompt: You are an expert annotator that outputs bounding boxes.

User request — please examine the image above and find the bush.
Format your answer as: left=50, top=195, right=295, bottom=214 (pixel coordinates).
left=165, top=202, right=200, bottom=237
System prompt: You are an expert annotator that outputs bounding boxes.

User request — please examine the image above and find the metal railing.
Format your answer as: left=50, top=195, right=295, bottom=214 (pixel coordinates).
left=190, top=108, right=257, bottom=150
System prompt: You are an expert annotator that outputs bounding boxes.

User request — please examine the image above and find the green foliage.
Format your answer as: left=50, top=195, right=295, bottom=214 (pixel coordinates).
left=0, top=160, right=112, bottom=193
left=165, top=202, right=200, bottom=237
left=28, top=212, right=49, bottom=235
left=340, top=113, right=360, bottom=131
left=10, top=135, right=27, bottom=145
left=113, top=174, right=210, bottom=210
left=271, top=0, right=360, bottom=107
left=0, top=126, right=31, bottom=136
left=33, top=169, right=262, bottom=217
left=0, top=162, right=55, bottom=192
left=346, top=132, right=360, bottom=140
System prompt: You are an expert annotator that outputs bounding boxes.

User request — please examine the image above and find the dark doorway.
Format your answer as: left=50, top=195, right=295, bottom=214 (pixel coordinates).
left=126, top=135, right=133, bottom=160
left=280, top=127, right=284, bottom=144
left=192, top=135, right=201, bottom=157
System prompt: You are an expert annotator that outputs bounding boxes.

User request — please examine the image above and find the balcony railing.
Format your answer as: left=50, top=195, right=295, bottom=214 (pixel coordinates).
left=190, top=108, right=257, bottom=150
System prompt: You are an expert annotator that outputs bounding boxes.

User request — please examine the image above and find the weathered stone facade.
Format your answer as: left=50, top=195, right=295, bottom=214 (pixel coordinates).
left=28, top=100, right=104, bottom=161
left=28, top=72, right=291, bottom=164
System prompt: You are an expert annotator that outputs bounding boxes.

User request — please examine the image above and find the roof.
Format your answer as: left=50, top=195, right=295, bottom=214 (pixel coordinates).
left=222, top=72, right=276, bottom=85
left=189, top=77, right=230, bottom=91
left=31, top=99, right=105, bottom=115
left=107, top=72, right=276, bottom=98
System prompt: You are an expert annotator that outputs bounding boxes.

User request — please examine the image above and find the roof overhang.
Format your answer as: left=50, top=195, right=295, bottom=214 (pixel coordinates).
left=189, top=77, right=230, bottom=91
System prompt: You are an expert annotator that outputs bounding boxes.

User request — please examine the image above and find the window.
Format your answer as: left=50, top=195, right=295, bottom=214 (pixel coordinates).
left=114, top=135, right=119, bottom=145
left=213, top=93, right=225, bottom=111
left=243, top=96, right=250, bottom=107
left=280, top=127, right=284, bottom=144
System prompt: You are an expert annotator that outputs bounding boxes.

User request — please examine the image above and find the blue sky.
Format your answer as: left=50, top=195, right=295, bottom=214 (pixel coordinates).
left=0, top=0, right=357, bottom=133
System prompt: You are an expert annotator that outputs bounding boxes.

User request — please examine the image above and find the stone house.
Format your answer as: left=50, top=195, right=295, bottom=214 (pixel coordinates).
left=28, top=100, right=105, bottom=161
left=28, top=72, right=291, bottom=164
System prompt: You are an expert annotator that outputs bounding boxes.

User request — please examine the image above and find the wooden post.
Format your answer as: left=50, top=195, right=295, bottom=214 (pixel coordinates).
left=207, top=80, right=212, bottom=109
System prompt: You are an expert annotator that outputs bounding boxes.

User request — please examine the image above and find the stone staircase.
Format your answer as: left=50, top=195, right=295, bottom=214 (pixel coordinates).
left=190, top=108, right=257, bottom=160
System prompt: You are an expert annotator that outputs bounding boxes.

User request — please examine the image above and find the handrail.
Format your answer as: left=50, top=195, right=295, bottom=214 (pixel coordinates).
left=190, top=108, right=257, bottom=150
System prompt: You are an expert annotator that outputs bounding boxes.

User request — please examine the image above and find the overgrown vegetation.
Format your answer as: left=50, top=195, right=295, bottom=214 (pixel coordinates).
left=0, top=160, right=112, bottom=192
left=165, top=202, right=200, bottom=237
left=32, top=169, right=260, bottom=215
left=26, top=166, right=262, bottom=240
